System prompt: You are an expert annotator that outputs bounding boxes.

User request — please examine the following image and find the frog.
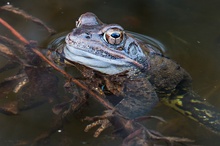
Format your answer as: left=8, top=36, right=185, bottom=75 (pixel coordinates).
left=49, top=12, right=220, bottom=135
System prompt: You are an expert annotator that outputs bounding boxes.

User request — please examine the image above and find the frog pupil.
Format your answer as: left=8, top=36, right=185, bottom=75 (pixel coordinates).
left=111, top=33, right=120, bottom=38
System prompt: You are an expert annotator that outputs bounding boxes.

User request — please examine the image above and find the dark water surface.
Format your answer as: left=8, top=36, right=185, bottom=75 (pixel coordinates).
left=0, top=0, right=220, bottom=145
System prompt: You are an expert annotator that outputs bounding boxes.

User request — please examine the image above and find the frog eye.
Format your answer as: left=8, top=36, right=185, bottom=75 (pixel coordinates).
left=103, top=29, right=124, bottom=45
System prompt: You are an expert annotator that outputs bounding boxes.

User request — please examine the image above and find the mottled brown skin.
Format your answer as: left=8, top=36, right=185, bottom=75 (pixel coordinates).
left=51, top=12, right=220, bottom=133
left=73, top=44, right=192, bottom=119
left=147, top=54, right=192, bottom=96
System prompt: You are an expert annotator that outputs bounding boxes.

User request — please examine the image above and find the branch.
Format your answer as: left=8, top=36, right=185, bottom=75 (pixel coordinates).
left=0, top=14, right=114, bottom=110
left=0, top=18, right=29, bottom=44
left=1, top=5, right=56, bottom=34
left=0, top=6, right=195, bottom=145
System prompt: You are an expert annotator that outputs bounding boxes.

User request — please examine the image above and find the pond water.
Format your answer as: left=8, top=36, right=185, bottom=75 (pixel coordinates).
left=0, top=0, right=220, bottom=145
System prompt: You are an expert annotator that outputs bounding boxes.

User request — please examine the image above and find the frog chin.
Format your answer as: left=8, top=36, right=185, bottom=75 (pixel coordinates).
left=63, top=45, right=131, bottom=75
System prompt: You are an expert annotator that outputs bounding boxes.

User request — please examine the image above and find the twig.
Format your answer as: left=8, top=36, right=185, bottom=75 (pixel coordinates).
left=0, top=16, right=114, bottom=110
left=0, top=36, right=31, bottom=66
left=145, top=129, right=194, bottom=144
left=32, top=48, right=114, bottom=109
left=0, top=7, right=195, bottom=145
left=0, top=18, right=29, bottom=44
left=134, top=115, right=166, bottom=123
left=0, top=35, right=29, bottom=56
left=1, top=5, right=56, bottom=34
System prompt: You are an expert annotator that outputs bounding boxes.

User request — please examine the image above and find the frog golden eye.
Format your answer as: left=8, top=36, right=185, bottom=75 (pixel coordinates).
left=103, top=29, right=124, bottom=45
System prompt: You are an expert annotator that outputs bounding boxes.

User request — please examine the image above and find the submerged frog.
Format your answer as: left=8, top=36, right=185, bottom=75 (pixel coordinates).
left=49, top=12, right=220, bottom=134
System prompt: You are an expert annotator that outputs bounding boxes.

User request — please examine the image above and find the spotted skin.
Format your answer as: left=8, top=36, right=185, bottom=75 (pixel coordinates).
left=49, top=12, right=220, bottom=134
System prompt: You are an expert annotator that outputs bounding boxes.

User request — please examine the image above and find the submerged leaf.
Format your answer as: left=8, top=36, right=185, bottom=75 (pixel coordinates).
left=52, top=99, right=74, bottom=115
left=52, top=104, right=66, bottom=115
left=0, top=73, right=28, bottom=98
left=0, top=101, right=18, bottom=115
left=0, top=43, right=15, bottom=57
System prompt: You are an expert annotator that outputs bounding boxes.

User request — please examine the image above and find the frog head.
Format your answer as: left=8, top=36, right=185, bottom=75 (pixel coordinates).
left=64, top=12, right=149, bottom=75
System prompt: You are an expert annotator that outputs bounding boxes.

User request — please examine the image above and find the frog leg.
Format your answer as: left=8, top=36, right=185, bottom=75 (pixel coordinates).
left=83, top=78, right=159, bottom=137
left=162, top=90, right=220, bottom=133
left=115, top=78, right=159, bottom=119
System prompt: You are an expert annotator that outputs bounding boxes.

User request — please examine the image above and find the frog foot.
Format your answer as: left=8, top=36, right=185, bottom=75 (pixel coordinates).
left=83, top=110, right=115, bottom=137
left=84, top=119, right=112, bottom=137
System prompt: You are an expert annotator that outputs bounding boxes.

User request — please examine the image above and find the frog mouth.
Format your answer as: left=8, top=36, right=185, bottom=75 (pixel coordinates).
left=63, top=44, right=132, bottom=75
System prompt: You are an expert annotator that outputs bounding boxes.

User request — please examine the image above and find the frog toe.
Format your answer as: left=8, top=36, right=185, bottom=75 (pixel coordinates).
left=83, top=110, right=116, bottom=137
left=84, top=119, right=111, bottom=137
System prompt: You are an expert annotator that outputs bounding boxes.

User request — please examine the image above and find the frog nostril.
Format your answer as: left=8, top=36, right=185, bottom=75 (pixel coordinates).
left=84, top=32, right=91, bottom=39
left=85, top=35, right=91, bottom=39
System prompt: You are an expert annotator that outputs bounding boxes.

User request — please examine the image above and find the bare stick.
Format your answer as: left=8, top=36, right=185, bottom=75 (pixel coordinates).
left=32, top=48, right=114, bottom=110
left=0, top=18, right=29, bottom=44
left=0, top=35, right=28, bottom=54
left=0, top=17, right=114, bottom=110
left=0, top=9, right=194, bottom=145
left=1, top=5, right=56, bottom=34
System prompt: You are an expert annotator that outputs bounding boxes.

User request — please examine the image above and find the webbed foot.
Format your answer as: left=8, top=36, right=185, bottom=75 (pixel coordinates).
left=83, top=110, right=115, bottom=137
